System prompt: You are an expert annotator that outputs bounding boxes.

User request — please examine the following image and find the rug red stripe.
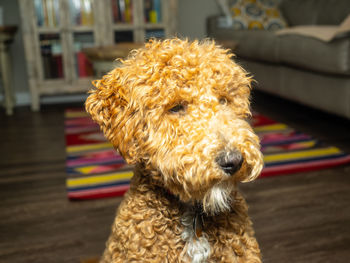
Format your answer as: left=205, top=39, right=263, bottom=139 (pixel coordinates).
left=261, top=155, right=350, bottom=177
left=68, top=185, right=130, bottom=200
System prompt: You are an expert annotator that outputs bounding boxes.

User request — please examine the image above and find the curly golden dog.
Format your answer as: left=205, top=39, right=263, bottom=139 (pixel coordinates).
left=86, top=38, right=264, bottom=263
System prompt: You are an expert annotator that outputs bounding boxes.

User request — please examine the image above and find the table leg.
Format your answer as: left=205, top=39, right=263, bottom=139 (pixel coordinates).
left=0, top=41, right=15, bottom=115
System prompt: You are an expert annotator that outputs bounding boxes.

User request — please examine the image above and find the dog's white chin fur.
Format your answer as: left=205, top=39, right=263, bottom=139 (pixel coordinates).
left=203, top=182, right=234, bottom=215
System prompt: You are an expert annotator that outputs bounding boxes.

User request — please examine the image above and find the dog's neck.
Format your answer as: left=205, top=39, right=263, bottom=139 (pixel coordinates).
left=165, top=188, right=207, bottom=238
left=131, top=165, right=239, bottom=238
left=131, top=166, right=209, bottom=235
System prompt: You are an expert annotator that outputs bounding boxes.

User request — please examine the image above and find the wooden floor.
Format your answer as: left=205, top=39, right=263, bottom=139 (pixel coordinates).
left=0, top=91, right=349, bottom=263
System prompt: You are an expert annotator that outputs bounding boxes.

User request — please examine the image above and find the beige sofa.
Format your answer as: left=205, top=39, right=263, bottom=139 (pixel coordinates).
left=207, top=0, right=350, bottom=119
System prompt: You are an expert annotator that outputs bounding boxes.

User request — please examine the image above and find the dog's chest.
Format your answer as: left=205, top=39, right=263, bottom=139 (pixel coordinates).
left=179, top=210, right=247, bottom=263
left=180, top=210, right=211, bottom=263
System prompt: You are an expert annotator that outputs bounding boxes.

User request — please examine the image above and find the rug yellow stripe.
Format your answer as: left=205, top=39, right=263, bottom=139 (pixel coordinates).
left=67, top=171, right=133, bottom=187
left=76, top=166, right=99, bottom=174
left=254, top=123, right=288, bottom=133
left=263, top=140, right=316, bottom=153
left=74, top=165, right=129, bottom=175
left=65, top=111, right=87, bottom=118
left=296, top=141, right=316, bottom=148
left=264, top=147, right=341, bottom=163
left=67, top=142, right=113, bottom=153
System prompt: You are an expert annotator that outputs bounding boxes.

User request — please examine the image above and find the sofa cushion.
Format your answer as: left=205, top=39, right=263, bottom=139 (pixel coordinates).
left=278, top=35, right=350, bottom=76
left=207, top=16, right=280, bottom=62
left=228, top=0, right=288, bottom=30
left=215, top=29, right=280, bottom=63
left=235, top=30, right=280, bottom=62
left=280, top=0, right=350, bottom=26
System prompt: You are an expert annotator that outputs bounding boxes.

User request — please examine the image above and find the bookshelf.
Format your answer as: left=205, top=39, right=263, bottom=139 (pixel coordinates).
left=19, top=0, right=178, bottom=111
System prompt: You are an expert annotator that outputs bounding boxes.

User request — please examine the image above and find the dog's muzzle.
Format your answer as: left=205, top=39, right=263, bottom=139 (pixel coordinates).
left=216, top=150, right=243, bottom=175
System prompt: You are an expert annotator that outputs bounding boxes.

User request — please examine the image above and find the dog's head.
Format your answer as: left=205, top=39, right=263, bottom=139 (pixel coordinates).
left=86, top=39, right=263, bottom=214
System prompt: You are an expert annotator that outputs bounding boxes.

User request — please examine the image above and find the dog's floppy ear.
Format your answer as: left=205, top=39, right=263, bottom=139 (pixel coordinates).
left=85, top=68, right=139, bottom=164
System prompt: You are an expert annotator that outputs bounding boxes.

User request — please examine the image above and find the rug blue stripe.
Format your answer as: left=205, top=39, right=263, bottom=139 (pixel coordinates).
left=261, top=138, right=314, bottom=147
left=66, top=159, right=127, bottom=169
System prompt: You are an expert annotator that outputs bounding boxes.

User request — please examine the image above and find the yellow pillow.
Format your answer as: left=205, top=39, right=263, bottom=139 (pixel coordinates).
left=229, top=0, right=288, bottom=30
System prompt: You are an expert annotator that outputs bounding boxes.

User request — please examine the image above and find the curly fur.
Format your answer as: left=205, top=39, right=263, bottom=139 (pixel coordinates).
left=86, top=38, right=264, bottom=262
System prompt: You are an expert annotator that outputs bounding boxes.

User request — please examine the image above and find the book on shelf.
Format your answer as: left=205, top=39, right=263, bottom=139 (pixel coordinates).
left=74, top=42, right=93, bottom=78
left=124, top=0, right=132, bottom=23
left=35, top=0, right=60, bottom=27
left=111, top=0, right=133, bottom=23
left=111, top=0, right=120, bottom=23
left=40, top=39, right=64, bottom=79
left=144, top=0, right=162, bottom=24
left=76, top=52, right=93, bottom=77
left=144, top=0, right=152, bottom=23
left=69, top=0, right=94, bottom=26
left=81, top=0, right=94, bottom=25
left=35, top=0, right=44, bottom=26
left=52, top=42, right=63, bottom=78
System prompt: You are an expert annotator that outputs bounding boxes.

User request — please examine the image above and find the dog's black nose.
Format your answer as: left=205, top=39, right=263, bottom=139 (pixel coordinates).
left=216, top=150, right=244, bottom=175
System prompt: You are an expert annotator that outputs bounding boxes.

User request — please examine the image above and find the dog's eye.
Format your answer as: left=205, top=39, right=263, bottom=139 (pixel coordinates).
left=169, top=104, right=185, bottom=113
left=219, top=97, right=228, bottom=105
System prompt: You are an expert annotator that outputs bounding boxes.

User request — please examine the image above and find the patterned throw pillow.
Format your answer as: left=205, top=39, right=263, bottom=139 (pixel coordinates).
left=228, top=0, right=288, bottom=30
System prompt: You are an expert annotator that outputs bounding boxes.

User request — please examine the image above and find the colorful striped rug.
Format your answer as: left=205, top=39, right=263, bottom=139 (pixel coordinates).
left=65, top=109, right=350, bottom=200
